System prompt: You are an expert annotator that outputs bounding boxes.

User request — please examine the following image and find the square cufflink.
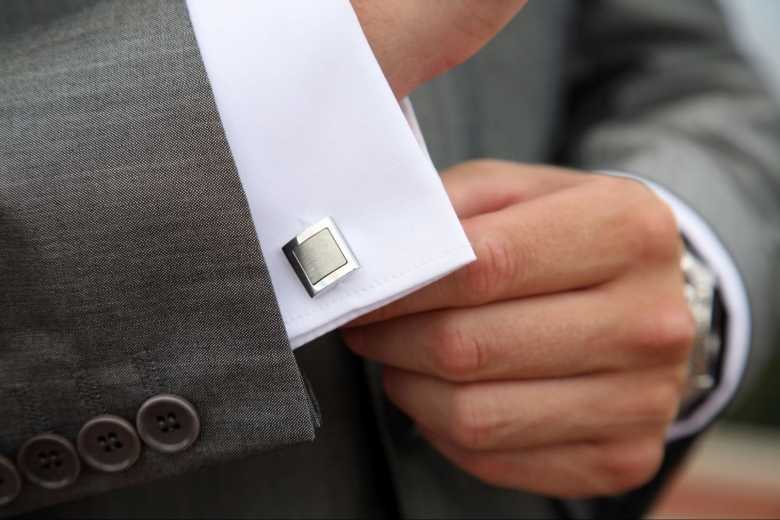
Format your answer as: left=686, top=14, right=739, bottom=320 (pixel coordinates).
left=283, top=217, right=360, bottom=297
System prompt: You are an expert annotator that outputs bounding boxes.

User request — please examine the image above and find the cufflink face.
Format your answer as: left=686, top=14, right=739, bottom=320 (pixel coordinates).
left=283, top=218, right=359, bottom=297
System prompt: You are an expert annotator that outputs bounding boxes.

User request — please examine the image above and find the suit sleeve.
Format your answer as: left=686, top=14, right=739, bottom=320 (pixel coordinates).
left=557, top=0, right=780, bottom=516
left=0, top=1, right=319, bottom=515
left=561, top=0, right=780, bottom=414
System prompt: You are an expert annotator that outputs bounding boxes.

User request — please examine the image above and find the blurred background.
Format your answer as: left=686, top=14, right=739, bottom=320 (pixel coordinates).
left=651, top=2, right=780, bottom=518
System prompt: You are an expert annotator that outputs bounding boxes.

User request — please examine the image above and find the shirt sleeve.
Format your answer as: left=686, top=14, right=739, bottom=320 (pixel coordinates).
left=184, top=0, right=475, bottom=348
left=606, top=172, right=751, bottom=440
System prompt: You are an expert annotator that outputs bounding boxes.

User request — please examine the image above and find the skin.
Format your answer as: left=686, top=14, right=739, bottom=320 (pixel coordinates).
left=347, top=3, right=695, bottom=499
left=351, top=0, right=529, bottom=99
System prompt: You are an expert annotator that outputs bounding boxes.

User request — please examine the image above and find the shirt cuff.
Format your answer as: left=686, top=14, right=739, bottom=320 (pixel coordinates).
left=185, top=0, right=475, bottom=348
left=605, top=172, right=751, bottom=440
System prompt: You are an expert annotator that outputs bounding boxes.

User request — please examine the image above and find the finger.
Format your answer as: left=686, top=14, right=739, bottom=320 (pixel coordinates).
left=383, top=367, right=682, bottom=452
left=424, top=433, right=665, bottom=498
left=352, top=176, right=674, bottom=325
left=344, top=269, right=693, bottom=382
left=440, top=161, right=585, bottom=219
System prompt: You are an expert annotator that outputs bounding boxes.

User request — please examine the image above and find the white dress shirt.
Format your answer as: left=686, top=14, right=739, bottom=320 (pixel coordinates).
left=185, top=0, right=749, bottom=437
left=185, top=0, right=475, bottom=349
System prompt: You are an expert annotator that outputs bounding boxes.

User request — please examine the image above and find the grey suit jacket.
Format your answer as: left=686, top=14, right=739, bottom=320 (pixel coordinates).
left=2, top=0, right=778, bottom=517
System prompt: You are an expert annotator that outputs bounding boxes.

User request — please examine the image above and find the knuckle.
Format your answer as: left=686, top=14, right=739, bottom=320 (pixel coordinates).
left=637, top=302, right=696, bottom=363
left=450, top=387, right=496, bottom=451
left=598, top=440, right=664, bottom=494
left=628, top=200, right=680, bottom=263
left=639, top=378, right=683, bottom=424
left=590, top=176, right=679, bottom=263
left=429, top=316, right=486, bottom=381
left=465, top=232, right=519, bottom=302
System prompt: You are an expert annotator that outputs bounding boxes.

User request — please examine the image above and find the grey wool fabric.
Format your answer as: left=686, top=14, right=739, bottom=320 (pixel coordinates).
left=1, top=1, right=317, bottom=515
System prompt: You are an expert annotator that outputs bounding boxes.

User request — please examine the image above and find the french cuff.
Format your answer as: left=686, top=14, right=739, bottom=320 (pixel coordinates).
left=603, top=172, right=751, bottom=440
left=185, top=0, right=475, bottom=348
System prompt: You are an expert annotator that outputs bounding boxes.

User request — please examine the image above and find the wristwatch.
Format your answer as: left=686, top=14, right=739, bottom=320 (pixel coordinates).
left=679, top=245, right=725, bottom=416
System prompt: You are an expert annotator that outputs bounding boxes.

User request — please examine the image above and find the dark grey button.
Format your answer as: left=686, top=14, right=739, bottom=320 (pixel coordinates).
left=0, top=455, right=22, bottom=507
left=77, top=415, right=141, bottom=473
left=136, top=394, right=200, bottom=454
left=17, top=434, right=80, bottom=490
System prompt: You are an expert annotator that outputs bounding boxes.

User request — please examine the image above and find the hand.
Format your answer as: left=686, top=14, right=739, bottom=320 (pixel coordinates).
left=351, top=0, right=527, bottom=98
left=343, top=160, right=695, bottom=498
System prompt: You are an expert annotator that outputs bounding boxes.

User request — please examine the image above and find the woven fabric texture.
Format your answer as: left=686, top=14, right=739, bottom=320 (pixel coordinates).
left=0, top=1, right=317, bottom=514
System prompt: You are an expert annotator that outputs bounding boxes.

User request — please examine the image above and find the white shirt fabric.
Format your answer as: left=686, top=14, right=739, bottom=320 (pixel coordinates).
left=185, top=0, right=475, bottom=348
left=185, top=0, right=749, bottom=434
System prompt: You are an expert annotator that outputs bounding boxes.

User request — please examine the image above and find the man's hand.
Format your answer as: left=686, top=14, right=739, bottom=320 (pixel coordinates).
left=351, top=0, right=528, bottom=98
left=343, top=160, right=695, bottom=498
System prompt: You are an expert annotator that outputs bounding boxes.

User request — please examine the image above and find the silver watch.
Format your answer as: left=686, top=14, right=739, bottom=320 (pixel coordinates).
left=679, top=248, right=723, bottom=414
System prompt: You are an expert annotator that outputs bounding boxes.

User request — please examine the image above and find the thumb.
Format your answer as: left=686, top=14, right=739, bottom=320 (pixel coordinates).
left=352, top=0, right=528, bottom=99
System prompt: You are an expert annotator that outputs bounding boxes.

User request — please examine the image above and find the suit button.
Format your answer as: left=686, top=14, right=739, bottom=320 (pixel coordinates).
left=77, top=415, right=141, bottom=473
left=17, top=434, right=80, bottom=490
left=0, top=455, right=22, bottom=507
left=136, top=394, right=200, bottom=454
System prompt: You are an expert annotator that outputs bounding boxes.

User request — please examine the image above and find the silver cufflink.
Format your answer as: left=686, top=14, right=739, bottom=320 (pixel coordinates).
left=283, top=217, right=360, bottom=297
